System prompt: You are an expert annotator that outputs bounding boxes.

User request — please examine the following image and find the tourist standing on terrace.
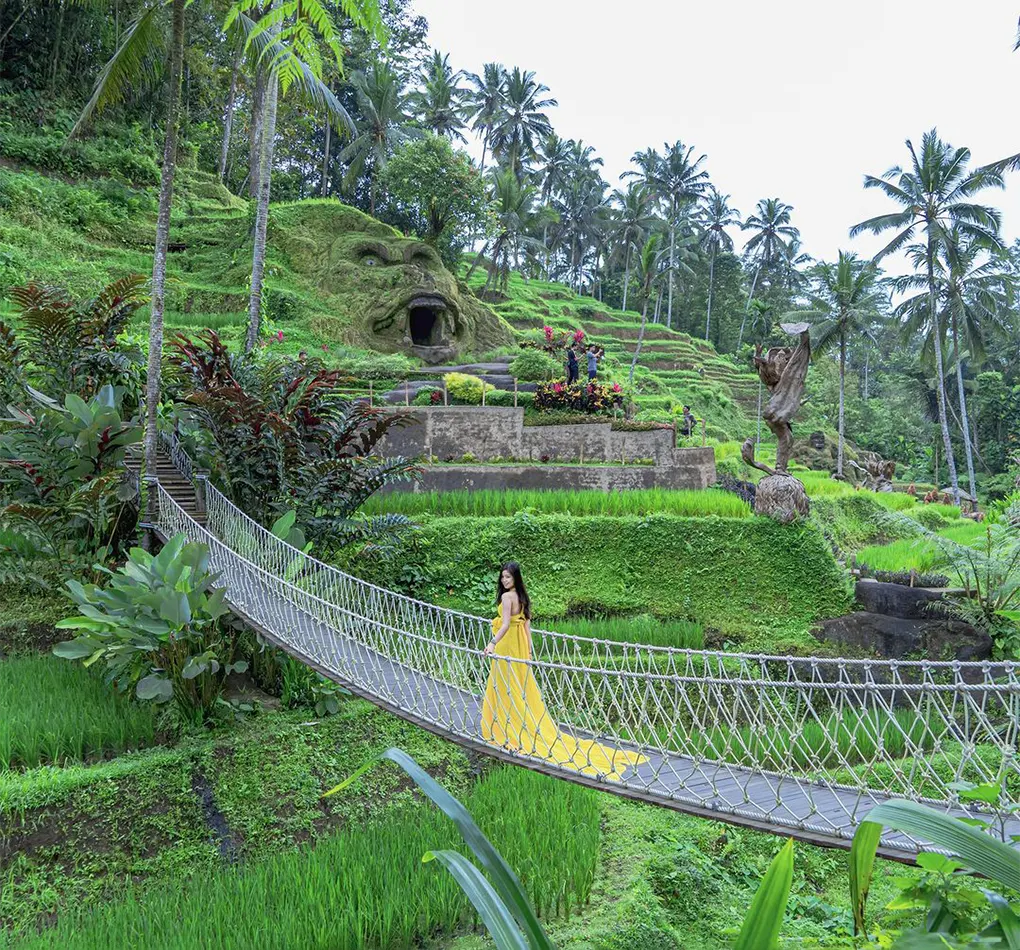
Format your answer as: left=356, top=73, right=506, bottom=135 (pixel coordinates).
left=586, top=344, right=600, bottom=381
left=481, top=563, right=647, bottom=781
left=566, top=343, right=579, bottom=385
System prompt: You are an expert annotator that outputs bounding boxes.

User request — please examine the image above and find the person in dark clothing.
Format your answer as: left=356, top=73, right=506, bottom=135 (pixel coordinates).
left=586, top=345, right=599, bottom=380
left=566, top=345, right=579, bottom=385
left=681, top=405, right=696, bottom=437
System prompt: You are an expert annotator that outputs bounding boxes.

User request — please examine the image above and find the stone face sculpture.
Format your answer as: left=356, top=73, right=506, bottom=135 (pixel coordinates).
left=266, top=202, right=515, bottom=363
left=741, top=323, right=812, bottom=522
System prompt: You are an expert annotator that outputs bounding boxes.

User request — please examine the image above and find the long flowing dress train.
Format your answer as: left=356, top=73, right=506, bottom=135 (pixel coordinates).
left=480, top=612, right=646, bottom=781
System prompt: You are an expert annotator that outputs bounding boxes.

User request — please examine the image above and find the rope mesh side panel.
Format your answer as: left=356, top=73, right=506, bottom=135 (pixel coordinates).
left=152, top=449, right=1020, bottom=854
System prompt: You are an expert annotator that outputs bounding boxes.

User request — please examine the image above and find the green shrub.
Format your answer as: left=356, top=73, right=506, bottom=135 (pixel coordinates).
left=332, top=349, right=415, bottom=381
left=509, top=349, right=560, bottom=381
left=53, top=535, right=247, bottom=726
left=444, top=371, right=492, bottom=404
left=483, top=388, right=519, bottom=407
left=352, top=514, right=852, bottom=640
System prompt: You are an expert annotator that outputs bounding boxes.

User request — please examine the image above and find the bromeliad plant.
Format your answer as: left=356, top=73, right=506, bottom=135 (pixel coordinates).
left=53, top=534, right=246, bottom=726
left=168, top=330, right=421, bottom=556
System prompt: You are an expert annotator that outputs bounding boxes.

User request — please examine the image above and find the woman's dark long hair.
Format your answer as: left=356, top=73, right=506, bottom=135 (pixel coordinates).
left=496, top=562, right=531, bottom=619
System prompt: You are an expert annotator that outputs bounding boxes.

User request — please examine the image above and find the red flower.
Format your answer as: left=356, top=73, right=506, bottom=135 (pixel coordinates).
left=573, top=329, right=584, bottom=343
left=543, top=325, right=554, bottom=342
left=612, top=382, right=622, bottom=393
left=277, top=330, right=284, bottom=342
left=552, top=382, right=563, bottom=393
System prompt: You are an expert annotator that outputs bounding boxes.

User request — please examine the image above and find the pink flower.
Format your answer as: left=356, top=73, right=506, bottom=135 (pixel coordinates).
left=277, top=330, right=284, bottom=342
left=543, top=325, right=554, bottom=341
left=612, top=382, right=622, bottom=393
left=321, top=344, right=328, bottom=352
left=573, top=329, right=584, bottom=343
left=552, top=382, right=563, bottom=393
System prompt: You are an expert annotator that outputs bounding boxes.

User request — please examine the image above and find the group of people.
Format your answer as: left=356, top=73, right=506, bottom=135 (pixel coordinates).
left=565, top=343, right=605, bottom=385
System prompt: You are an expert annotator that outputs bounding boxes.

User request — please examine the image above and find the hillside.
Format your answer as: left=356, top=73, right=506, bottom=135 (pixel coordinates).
left=0, top=159, right=832, bottom=452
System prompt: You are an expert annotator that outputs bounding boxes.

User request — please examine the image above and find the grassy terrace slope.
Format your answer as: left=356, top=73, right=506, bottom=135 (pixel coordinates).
left=0, top=162, right=808, bottom=443
left=462, top=268, right=772, bottom=435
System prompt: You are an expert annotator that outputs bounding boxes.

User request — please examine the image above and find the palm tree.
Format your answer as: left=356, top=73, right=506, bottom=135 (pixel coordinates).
left=68, top=0, right=188, bottom=520
left=611, top=183, right=654, bottom=312
left=942, top=234, right=1013, bottom=501
left=629, top=234, right=662, bottom=388
left=241, top=1, right=372, bottom=353
left=850, top=130, right=1003, bottom=505
left=793, top=252, right=884, bottom=477
left=738, top=198, right=798, bottom=350
left=339, top=61, right=412, bottom=216
left=412, top=49, right=467, bottom=141
left=894, top=232, right=1012, bottom=502
left=467, top=169, right=540, bottom=293
left=697, top=188, right=741, bottom=342
left=464, top=62, right=506, bottom=174
left=626, top=142, right=709, bottom=329
left=536, top=133, right=571, bottom=276
left=488, top=66, right=556, bottom=180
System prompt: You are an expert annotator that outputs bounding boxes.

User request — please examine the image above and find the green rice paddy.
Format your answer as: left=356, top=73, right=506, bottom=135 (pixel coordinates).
left=0, top=656, right=158, bottom=770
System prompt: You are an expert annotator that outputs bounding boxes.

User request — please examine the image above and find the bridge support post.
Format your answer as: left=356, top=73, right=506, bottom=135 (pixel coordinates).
left=195, top=470, right=209, bottom=519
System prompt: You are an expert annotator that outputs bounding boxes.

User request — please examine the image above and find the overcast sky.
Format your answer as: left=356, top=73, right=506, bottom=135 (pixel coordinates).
left=410, top=0, right=1019, bottom=269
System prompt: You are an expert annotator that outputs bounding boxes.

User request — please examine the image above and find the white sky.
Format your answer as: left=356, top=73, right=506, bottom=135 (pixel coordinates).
left=411, top=0, right=1020, bottom=270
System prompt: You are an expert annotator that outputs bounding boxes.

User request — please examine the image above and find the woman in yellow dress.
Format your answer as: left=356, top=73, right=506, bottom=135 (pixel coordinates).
left=480, top=563, right=646, bottom=781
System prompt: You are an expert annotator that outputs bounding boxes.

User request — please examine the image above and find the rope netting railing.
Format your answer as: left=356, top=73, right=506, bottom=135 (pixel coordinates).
left=151, top=439, right=1020, bottom=853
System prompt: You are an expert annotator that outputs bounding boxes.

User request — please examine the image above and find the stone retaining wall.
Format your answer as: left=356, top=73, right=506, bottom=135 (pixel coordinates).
left=379, top=407, right=716, bottom=490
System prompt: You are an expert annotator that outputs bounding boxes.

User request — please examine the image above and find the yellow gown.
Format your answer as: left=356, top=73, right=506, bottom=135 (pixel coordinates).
left=480, top=612, right=647, bottom=781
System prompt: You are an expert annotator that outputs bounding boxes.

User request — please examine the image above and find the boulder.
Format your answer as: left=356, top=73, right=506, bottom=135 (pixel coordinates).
left=854, top=579, right=944, bottom=620
left=814, top=611, right=992, bottom=662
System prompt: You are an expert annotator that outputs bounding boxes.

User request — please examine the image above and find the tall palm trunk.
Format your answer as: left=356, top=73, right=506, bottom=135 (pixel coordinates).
left=245, top=66, right=279, bottom=352
left=320, top=117, right=331, bottom=197
left=928, top=247, right=960, bottom=504
left=479, top=132, right=489, bottom=175
left=143, top=0, right=186, bottom=541
left=704, top=245, right=716, bottom=341
left=49, top=0, right=66, bottom=93
left=217, top=42, right=242, bottom=182
left=950, top=315, right=977, bottom=503
left=622, top=243, right=631, bottom=311
left=666, top=222, right=675, bottom=328
left=629, top=295, right=649, bottom=388
left=246, top=68, right=266, bottom=197
left=837, top=331, right=846, bottom=477
left=737, top=266, right=760, bottom=351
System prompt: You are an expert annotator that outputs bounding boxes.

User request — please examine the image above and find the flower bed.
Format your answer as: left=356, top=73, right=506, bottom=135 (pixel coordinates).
left=535, top=380, right=623, bottom=416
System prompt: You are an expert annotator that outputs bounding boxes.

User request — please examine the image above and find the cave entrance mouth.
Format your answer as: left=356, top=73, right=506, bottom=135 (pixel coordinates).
left=410, top=306, right=439, bottom=345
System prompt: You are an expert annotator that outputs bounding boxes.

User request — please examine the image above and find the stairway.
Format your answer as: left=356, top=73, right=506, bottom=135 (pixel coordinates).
left=125, top=448, right=206, bottom=524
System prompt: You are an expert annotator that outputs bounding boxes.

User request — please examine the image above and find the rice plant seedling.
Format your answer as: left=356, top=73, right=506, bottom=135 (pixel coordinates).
left=362, top=488, right=751, bottom=519
left=857, top=519, right=987, bottom=577
left=539, top=614, right=704, bottom=651
left=0, top=656, right=157, bottom=770
left=3, top=767, right=598, bottom=950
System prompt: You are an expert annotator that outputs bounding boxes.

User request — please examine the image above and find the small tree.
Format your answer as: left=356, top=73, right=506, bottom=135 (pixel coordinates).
left=382, top=135, right=487, bottom=266
left=54, top=534, right=245, bottom=726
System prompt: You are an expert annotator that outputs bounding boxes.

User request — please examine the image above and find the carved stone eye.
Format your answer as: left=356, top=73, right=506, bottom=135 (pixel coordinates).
left=361, top=252, right=384, bottom=267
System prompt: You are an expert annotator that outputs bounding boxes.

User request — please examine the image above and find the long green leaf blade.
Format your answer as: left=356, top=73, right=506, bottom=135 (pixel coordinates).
left=860, top=801, right=1020, bottom=892
left=734, top=838, right=794, bottom=950
left=425, top=850, right=531, bottom=950
left=381, top=748, right=554, bottom=950
left=849, top=819, right=882, bottom=936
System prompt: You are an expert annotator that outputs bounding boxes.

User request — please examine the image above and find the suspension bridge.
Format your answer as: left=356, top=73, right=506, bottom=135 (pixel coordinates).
left=142, top=434, right=1020, bottom=864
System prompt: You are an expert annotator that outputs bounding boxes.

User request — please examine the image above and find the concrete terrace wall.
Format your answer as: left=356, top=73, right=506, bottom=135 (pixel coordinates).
left=379, top=407, right=716, bottom=491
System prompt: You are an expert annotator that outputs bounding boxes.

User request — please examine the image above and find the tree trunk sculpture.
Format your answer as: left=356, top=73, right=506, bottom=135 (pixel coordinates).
left=741, top=323, right=811, bottom=522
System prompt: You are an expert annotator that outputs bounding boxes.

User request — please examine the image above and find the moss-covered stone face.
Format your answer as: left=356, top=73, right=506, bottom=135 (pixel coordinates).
left=267, top=201, right=513, bottom=362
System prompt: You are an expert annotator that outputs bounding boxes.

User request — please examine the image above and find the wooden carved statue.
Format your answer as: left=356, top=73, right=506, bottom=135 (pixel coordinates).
left=849, top=452, right=896, bottom=492
left=741, top=323, right=812, bottom=522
